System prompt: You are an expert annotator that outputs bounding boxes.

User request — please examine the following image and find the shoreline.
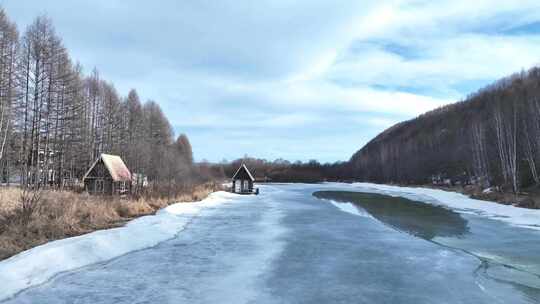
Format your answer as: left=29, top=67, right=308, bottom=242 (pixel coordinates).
left=419, top=184, right=540, bottom=210
left=311, top=180, right=540, bottom=210
left=0, top=190, right=236, bottom=301
left=346, top=182, right=540, bottom=230
left=0, top=183, right=221, bottom=261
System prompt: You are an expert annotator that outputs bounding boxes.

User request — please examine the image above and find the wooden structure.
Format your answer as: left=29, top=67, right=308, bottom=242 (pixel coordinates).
left=231, top=164, right=258, bottom=195
left=82, top=154, right=132, bottom=195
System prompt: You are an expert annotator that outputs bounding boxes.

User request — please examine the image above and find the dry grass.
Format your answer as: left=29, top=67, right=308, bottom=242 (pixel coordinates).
left=0, top=183, right=221, bottom=260
left=0, top=187, right=21, bottom=215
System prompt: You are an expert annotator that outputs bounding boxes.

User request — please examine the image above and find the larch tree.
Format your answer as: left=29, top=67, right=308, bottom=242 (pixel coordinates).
left=0, top=8, right=200, bottom=193
left=0, top=9, right=18, bottom=178
left=175, top=134, right=193, bottom=165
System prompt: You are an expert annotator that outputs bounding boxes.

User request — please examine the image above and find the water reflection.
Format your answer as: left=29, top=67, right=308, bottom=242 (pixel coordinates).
left=314, top=191, right=470, bottom=240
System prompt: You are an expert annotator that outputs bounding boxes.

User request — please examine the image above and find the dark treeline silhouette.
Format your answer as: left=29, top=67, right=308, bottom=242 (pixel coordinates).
left=0, top=9, right=202, bottom=194
left=208, top=157, right=353, bottom=183
left=350, top=67, right=540, bottom=193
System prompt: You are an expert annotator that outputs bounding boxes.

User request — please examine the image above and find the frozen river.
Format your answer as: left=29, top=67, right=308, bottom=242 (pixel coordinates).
left=2, top=184, right=540, bottom=303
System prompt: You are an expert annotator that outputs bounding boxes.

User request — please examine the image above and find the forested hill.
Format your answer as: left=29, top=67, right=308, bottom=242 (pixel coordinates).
left=349, top=67, right=540, bottom=193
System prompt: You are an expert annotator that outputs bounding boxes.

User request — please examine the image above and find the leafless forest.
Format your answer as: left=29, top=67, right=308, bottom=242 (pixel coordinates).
left=0, top=10, right=197, bottom=193
left=350, top=67, right=540, bottom=195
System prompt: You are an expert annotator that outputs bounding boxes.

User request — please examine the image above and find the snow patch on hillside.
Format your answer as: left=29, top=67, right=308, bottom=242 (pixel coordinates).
left=0, top=191, right=237, bottom=301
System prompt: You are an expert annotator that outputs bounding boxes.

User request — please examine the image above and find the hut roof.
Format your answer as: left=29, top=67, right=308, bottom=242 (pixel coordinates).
left=232, top=164, right=255, bottom=181
left=83, top=154, right=132, bottom=182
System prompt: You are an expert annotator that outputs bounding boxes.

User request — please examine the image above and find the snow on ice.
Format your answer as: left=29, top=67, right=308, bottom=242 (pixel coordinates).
left=2, top=183, right=540, bottom=301
left=348, top=183, right=540, bottom=230
left=0, top=191, right=237, bottom=301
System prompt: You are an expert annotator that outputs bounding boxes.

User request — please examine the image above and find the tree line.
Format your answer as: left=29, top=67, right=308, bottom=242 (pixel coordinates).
left=0, top=9, right=197, bottom=192
left=349, top=66, right=540, bottom=193
left=206, top=156, right=353, bottom=183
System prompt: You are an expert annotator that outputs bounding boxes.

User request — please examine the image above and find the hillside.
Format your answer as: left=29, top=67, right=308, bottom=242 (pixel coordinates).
left=349, top=67, right=540, bottom=195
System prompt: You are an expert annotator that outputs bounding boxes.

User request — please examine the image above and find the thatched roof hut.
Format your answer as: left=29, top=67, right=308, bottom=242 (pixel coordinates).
left=82, top=154, right=131, bottom=195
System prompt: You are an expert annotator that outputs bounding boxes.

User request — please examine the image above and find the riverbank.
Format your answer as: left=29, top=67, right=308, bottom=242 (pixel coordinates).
left=347, top=182, right=540, bottom=231
left=0, top=183, right=222, bottom=261
left=420, top=184, right=540, bottom=209
left=0, top=190, right=237, bottom=301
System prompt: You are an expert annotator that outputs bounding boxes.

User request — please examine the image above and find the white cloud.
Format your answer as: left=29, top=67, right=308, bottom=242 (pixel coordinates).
left=328, top=34, right=540, bottom=96
left=5, top=0, right=540, bottom=161
left=210, top=77, right=451, bottom=116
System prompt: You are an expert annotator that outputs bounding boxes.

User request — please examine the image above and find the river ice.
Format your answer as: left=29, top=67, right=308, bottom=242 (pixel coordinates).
left=1, top=183, right=539, bottom=303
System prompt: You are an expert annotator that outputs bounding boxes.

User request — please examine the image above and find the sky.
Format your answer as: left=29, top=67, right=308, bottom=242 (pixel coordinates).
left=4, top=0, right=540, bottom=163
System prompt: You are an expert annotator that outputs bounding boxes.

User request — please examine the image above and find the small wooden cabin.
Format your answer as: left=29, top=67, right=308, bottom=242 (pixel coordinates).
left=232, top=164, right=258, bottom=195
left=82, top=154, right=132, bottom=195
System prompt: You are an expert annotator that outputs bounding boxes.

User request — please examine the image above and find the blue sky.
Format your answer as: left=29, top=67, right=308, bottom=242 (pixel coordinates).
left=5, top=0, right=540, bottom=163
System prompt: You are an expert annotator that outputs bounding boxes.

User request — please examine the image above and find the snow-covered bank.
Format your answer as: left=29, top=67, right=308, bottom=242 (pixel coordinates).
left=346, top=183, right=540, bottom=230
left=0, top=191, right=237, bottom=301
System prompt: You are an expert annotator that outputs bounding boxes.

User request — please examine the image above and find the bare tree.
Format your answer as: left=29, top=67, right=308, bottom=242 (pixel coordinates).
left=493, top=103, right=518, bottom=193
left=0, top=9, right=200, bottom=195
left=0, top=9, right=18, bottom=182
left=471, top=121, right=489, bottom=186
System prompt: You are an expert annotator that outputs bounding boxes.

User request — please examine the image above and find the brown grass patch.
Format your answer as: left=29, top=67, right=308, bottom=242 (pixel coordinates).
left=0, top=187, right=21, bottom=215
left=0, top=182, right=222, bottom=260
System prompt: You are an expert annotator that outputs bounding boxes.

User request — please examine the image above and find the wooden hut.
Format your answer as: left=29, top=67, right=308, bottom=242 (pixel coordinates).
left=82, top=154, right=132, bottom=195
left=231, top=164, right=258, bottom=195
